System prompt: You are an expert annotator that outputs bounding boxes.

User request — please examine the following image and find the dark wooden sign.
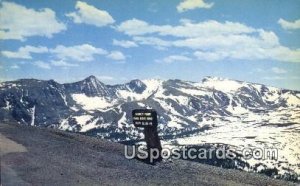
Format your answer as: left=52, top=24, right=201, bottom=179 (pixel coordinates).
left=132, top=109, right=162, bottom=164
left=132, top=109, right=158, bottom=127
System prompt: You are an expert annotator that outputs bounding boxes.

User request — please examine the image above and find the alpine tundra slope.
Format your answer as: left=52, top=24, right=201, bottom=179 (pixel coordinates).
left=0, top=76, right=299, bottom=181
left=0, top=123, right=296, bottom=185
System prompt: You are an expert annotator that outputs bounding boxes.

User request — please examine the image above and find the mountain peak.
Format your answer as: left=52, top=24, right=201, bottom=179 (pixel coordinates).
left=63, top=75, right=112, bottom=97
left=82, top=75, right=106, bottom=87
left=202, top=76, right=226, bottom=83
left=128, top=79, right=143, bottom=86
left=84, top=75, right=98, bottom=81
left=126, top=79, right=146, bottom=93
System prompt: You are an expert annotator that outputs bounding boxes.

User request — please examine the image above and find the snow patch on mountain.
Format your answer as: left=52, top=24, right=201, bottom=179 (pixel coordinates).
left=72, top=93, right=115, bottom=110
left=30, top=106, right=35, bottom=126
left=59, top=118, right=71, bottom=131
left=200, top=77, right=244, bottom=93
left=118, top=111, right=127, bottom=128
left=74, top=115, right=93, bottom=126
left=282, top=93, right=300, bottom=106
left=80, top=117, right=102, bottom=132
left=179, top=87, right=208, bottom=96
left=142, top=79, right=163, bottom=93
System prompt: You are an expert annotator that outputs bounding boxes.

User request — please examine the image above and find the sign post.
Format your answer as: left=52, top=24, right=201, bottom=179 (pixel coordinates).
left=132, top=109, right=162, bottom=163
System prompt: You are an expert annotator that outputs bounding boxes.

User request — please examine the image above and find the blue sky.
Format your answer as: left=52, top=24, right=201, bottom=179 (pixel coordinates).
left=0, top=0, right=300, bottom=90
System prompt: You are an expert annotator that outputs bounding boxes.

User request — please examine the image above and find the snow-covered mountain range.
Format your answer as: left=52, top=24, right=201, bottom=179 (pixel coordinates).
left=0, top=75, right=299, bottom=180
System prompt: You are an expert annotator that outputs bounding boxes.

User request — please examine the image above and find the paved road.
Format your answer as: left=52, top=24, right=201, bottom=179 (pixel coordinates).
left=0, top=123, right=296, bottom=186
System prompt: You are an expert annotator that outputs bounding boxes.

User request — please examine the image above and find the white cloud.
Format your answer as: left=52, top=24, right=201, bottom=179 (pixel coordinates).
left=50, top=60, right=79, bottom=67
left=194, top=51, right=224, bottom=62
left=117, top=19, right=300, bottom=63
left=0, top=1, right=66, bottom=40
left=271, top=67, right=287, bottom=74
left=66, top=1, right=114, bottom=27
left=50, top=44, right=107, bottom=62
left=177, top=0, right=214, bottom=12
left=133, top=36, right=171, bottom=49
left=112, top=39, right=138, bottom=48
left=107, top=51, right=126, bottom=61
left=2, top=44, right=107, bottom=62
left=33, top=61, right=51, bottom=69
left=156, top=55, right=192, bottom=63
left=10, top=64, right=20, bottom=69
left=117, top=18, right=160, bottom=36
left=278, top=18, right=300, bottom=30
left=1, top=46, right=48, bottom=59
left=2, top=44, right=123, bottom=68
left=117, top=19, right=255, bottom=37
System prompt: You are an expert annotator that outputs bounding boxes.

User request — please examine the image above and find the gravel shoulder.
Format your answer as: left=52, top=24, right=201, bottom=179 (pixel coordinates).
left=0, top=123, right=296, bottom=186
